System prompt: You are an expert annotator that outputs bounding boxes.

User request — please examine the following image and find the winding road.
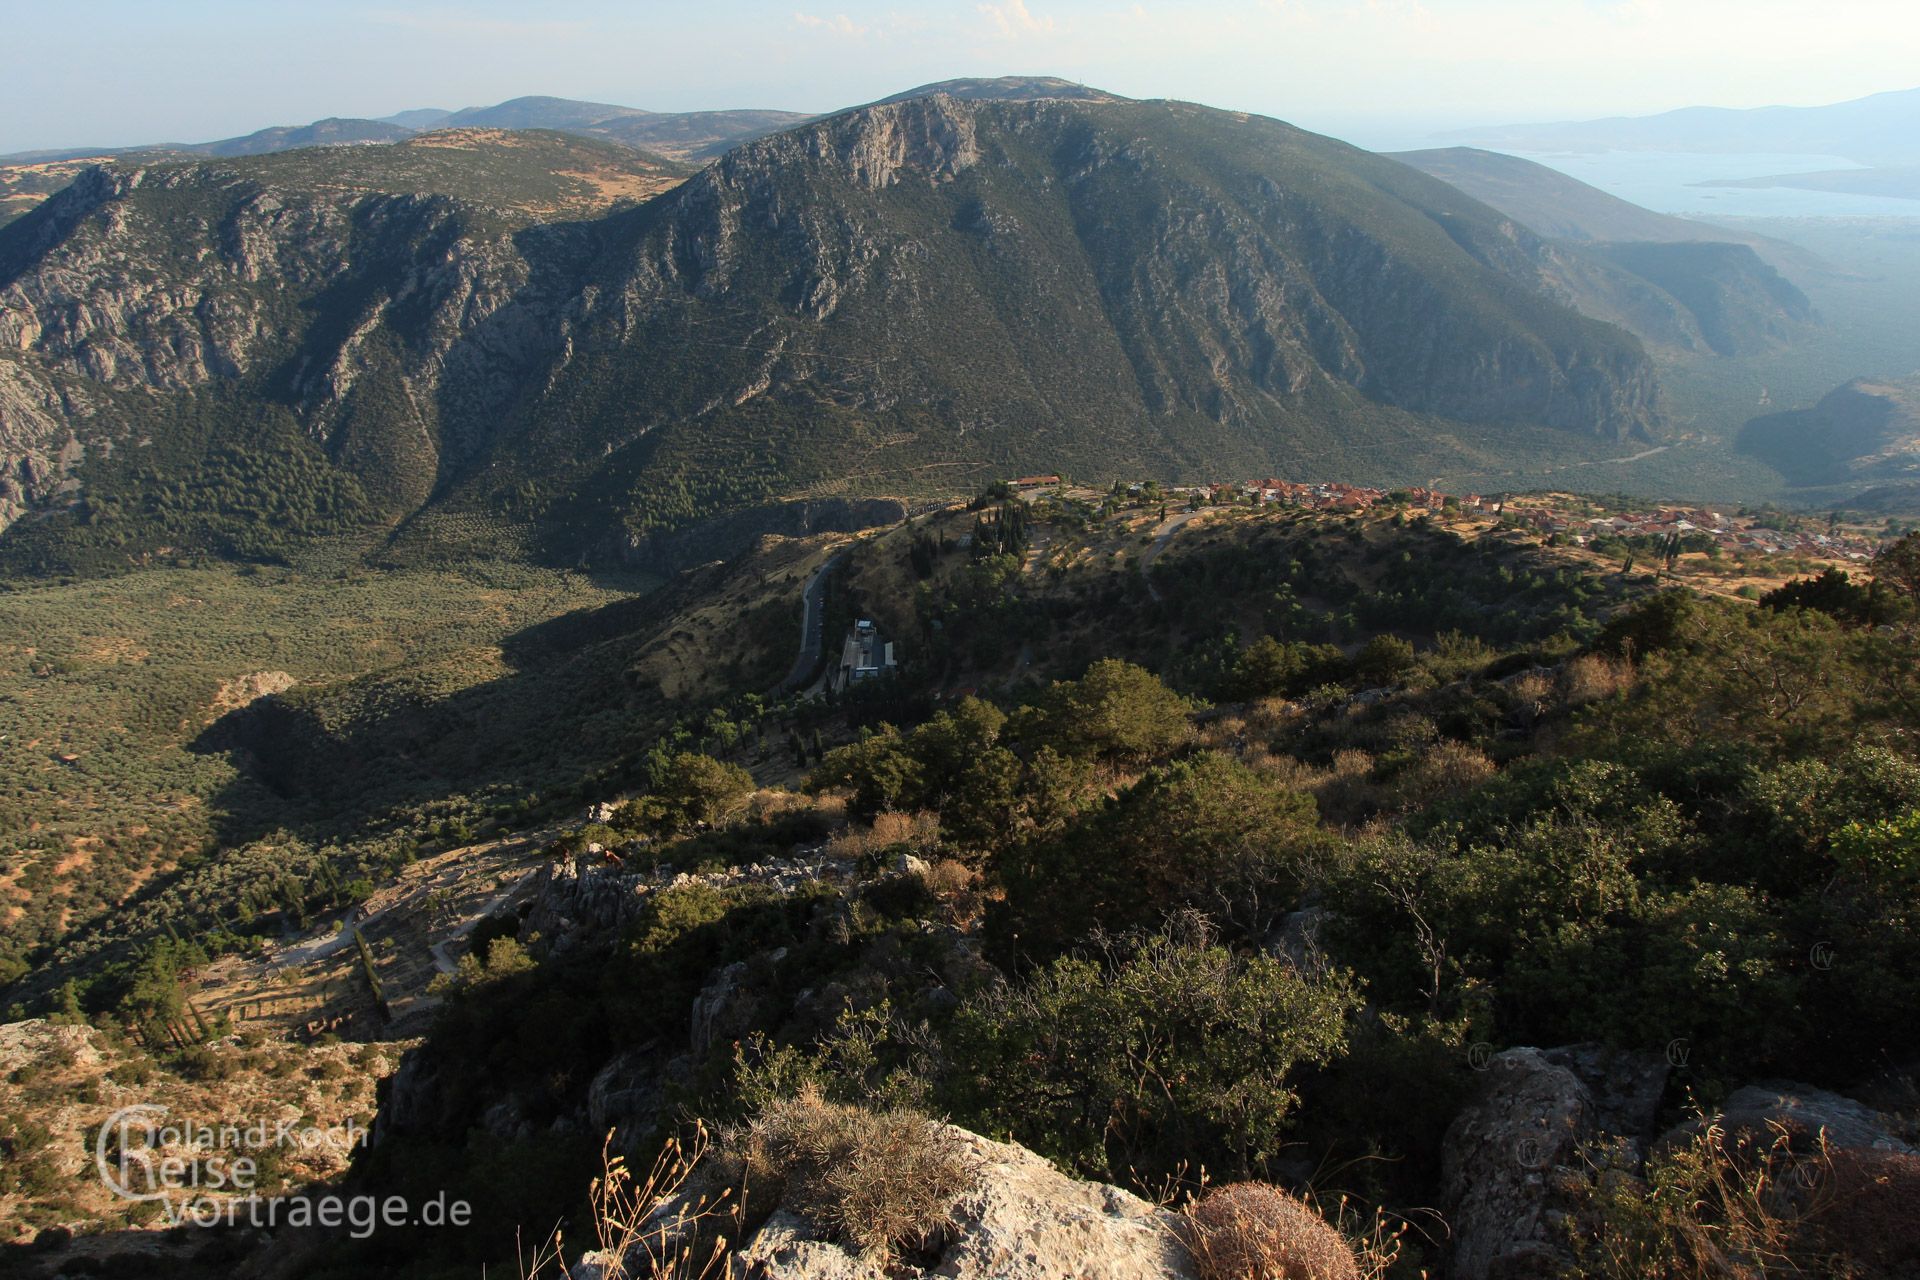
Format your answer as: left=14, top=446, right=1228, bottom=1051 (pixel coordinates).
left=776, top=551, right=847, bottom=693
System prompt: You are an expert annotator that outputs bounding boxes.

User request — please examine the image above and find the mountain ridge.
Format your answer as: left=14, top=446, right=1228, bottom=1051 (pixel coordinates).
left=1391, top=146, right=1820, bottom=356
left=1, top=92, right=1673, bottom=574
left=0, top=95, right=817, bottom=170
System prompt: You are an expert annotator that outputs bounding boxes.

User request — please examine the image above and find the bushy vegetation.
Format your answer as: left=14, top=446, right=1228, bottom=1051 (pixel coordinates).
left=949, top=918, right=1361, bottom=1180
left=13, top=505, right=1920, bottom=1277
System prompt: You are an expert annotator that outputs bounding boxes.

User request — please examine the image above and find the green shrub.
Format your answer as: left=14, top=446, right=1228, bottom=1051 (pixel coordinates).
left=1032, top=659, right=1193, bottom=764
left=950, top=918, right=1361, bottom=1182
left=632, top=753, right=756, bottom=833
left=996, top=751, right=1325, bottom=958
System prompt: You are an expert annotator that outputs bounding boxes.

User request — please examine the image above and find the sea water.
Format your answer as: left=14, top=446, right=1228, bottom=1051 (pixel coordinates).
left=1510, top=150, right=1920, bottom=219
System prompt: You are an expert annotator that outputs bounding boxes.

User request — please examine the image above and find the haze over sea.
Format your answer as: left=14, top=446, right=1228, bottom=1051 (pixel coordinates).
left=1513, top=149, right=1920, bottom=218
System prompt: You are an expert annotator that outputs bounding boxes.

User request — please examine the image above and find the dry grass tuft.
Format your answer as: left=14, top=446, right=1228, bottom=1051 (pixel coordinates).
left=1178, top=1182, right=1363, bottom=1280
left=919, top=858, right=977, bottom=899
left=1572, top=1119, right=1920, bottom=1278
left=520, top=1126, right=735, bottom=1280
left=1387, top=740, right=1497, bottom=811
left=744, top=789, right=811, bottom=823
left=827, top=810, right=941, bottom=863
left=1562, top=653, right=1634, bottom=706
left=739, top=1088, right=973, bottom=1259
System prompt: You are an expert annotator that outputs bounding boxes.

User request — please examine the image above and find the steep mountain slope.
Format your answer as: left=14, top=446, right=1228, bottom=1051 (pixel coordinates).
left=1393, top=146, right=1763, bottom=245
left=1, top=158, right=119, bottom=229
left=0, top=131, right=685, bottom=547
left=0, top=94, right=1665, bottom=573
left=1391, top=147, right=1819, bottom=355
left=1582, top=240, right=1816, bottom=354
left=474, top=95, right=1665, bottom=556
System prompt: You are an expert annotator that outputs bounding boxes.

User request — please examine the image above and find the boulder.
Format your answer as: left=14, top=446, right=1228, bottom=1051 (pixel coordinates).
left=1539, top=1044, right=1668, bottom=1153
left=1441, top=1043, right=1670, bottom=1280
left=927, top=1129, right=1195, bottom=1279
left=690, top=952, right=784, bottom=1055
left=690, top=962, right=753, bottom=1055
left=479, top=1095, right=533, bottom=1143
left=632, top=1126, right=1194, bottom=1279
left=1668, top=1080, right=1916, bottom=1157
left=735, top=1210, right=887, bottom=1279
left=1267, top=907, right=1332, bottom=972
left=1441, top=1048, right=1594, bottom=1280
left=569, top=1252, right=630, bottom=1280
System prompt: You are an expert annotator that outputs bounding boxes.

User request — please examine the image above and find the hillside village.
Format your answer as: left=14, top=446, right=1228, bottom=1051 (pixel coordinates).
left=1010, top=475, right=1893, bottom=561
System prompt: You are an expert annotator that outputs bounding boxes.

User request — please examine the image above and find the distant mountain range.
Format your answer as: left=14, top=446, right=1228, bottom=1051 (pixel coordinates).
left=1, top=80, right=1140, bottom=171
left=1440, top=87, right=1920, bottom=212
left=1443, top=86, right=1920, bottom=165
left=0, top=95, right=816, bottom=167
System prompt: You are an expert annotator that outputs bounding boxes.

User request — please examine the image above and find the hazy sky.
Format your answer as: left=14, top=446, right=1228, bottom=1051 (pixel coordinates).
left=5, top=0, right=1918, bottom=153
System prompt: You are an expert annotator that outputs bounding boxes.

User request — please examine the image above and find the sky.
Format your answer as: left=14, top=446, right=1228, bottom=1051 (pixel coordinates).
left=5, top=0, right=1919, bottom=154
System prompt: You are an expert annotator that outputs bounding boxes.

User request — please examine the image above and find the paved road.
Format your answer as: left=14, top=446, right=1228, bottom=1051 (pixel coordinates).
left=1140, top=510, right=1204, bottom=602
left=777, top=551, right=847, bottom=693
left=1540, top=443, right=1674, bottom=474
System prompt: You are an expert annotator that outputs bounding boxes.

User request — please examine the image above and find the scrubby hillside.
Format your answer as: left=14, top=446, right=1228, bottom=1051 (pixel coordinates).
left=6, top=489, right=1916, bottom=1276
left=290, top=500, right=1918, bottom=1278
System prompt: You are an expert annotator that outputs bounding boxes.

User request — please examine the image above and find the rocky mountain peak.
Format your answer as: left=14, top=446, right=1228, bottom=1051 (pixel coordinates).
left=728, top=93, right=987, bottom=191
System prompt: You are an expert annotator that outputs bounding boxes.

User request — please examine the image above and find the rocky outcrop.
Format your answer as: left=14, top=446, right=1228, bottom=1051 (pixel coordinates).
left=1442, top=1045, right=1668, bottom=1280
left=520, top=849, right=854, bottom=946
left=806, top=94, right=983, bottom=192
left=586, top=1046, right=668, bottom=1136
left=1670, top=1080, right=1917, bottom=1157
left=690, top=959, right=764, bottom=1055
left=576, top=1126, right=1197, bottom=1280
